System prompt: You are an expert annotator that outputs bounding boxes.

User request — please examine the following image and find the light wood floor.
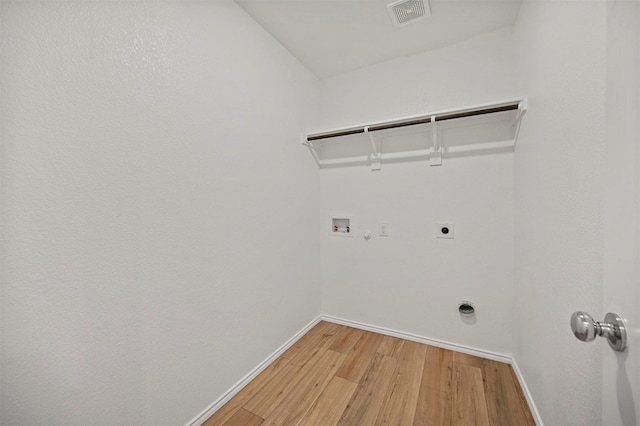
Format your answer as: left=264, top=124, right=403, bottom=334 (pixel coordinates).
left=204, top=321, right=535, bottom=426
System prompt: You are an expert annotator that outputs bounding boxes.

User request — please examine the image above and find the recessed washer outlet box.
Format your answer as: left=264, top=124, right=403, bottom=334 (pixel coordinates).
left=329, top=216, right=354, bottom=237
left=387, top=0, right=431, bottom=27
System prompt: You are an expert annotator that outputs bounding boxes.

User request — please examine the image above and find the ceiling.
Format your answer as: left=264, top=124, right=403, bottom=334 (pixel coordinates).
left=236, top=0, right=522, bottom=79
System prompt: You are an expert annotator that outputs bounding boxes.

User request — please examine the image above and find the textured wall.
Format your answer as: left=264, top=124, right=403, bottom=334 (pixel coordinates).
left=318, top=28, right=517, bottom=130
left=514, top=2, right=606, bottom=424
left=318, top=29, right=518, bottom=354
left=0, top=1, right=320, bottom=424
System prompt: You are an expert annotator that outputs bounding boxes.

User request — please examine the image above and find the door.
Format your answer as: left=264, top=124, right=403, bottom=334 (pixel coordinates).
left=603, top=2, right=640, bottom=425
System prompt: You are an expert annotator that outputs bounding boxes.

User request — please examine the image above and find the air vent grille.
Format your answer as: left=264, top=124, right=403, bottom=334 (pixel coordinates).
left=387, top=0, right=430, bottom=27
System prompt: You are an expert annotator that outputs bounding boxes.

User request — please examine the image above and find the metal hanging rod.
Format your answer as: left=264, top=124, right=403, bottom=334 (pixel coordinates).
left=306, top=101, right=521, bottom=142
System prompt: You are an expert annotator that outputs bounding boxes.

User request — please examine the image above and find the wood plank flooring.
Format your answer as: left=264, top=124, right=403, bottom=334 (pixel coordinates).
left=204, top=321, right=535, bottom=426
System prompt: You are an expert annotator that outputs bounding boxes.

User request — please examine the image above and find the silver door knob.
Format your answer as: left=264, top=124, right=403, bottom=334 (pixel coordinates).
left=570, top=311, right=626, bottom=352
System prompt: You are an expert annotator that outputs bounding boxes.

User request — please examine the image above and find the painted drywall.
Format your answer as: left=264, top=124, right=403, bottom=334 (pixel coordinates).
left=603, top=2, right=640, bottom=424
left=318, top=28, right=518, bottom=354
left=0, top=1, right=320, bottom=425
left=318, top=27, right=517, bottom=130
left=513, top=1, right=607, bottom=424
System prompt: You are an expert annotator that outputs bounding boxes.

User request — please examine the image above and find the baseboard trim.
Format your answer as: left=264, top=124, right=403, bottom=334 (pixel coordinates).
left=187, top=314, right=542, bottom=426
left=321, top=315, right=543, bottom=425
left=510, top=357, right=544, bottom=426
left=320, top=314, right=512, bottom=363
left=185, top=315, right=322, bottom=426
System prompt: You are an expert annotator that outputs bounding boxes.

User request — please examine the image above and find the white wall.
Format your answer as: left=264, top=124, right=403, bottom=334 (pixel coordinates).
left=0, top=2, right=320, bottom=425
left=318, top=28, right=518, bottom=354
left=514, top=2, right=607, bottom=424
left=318, top=28, right=517, bottom=130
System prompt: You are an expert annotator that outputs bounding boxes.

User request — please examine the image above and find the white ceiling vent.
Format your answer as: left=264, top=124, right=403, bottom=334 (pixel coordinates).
left=387, top=0, right=431, bottom=27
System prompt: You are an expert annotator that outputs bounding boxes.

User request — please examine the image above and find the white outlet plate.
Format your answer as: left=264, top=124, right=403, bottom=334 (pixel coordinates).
left=378, top=221, right=389, bottom=236
left=437, top=222, right=454, bottom=239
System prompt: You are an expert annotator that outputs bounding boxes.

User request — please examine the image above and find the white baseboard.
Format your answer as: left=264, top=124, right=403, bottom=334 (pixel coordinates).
left=320, top=314, right=512, bottom=363
left=187, top=313, right=542, bottom=426
left=510, top=357, right=544, bottom=426
left=185, top=315, right=322, bottom=426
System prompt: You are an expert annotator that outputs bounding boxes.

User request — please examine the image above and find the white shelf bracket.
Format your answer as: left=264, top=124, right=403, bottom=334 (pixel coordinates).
left=301, top=134, right=322, bottom=167
left=365, top=127, right=382, bottom=171
left=430, top=115, right=442, bottom=166
left=513, top=98, right=528, bottom=148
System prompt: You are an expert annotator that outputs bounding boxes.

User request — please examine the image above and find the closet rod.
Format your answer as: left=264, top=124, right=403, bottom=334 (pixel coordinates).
left=307, top=102, right=520, bottom=142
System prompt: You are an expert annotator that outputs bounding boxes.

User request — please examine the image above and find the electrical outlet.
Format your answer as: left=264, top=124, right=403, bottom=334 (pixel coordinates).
left=378, top=221, right=389, bottom=236
left=437, top=222, right=454, bottom=239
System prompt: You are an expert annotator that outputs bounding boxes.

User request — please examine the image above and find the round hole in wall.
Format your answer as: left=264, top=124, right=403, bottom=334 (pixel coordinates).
left=458, top=301, right=475, bottom=317
left=441, top=227, right=449, bottom=235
